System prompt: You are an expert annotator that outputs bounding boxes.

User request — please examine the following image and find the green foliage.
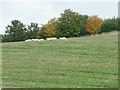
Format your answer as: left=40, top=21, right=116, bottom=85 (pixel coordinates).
left=101, top=17, right=119, bottom=32
left=0, top=35, right=2, bottom=43
left=3, top=20, right=27, bottom=42
left=2, top=9, right=119, bottom=42
left=118, top=18, right=120, bottom=31
left=26, top=22, right=40, bottom=39
left=79, top=15, right=89, bottom=36
left=36, top=29, right=45, bottom=39
left=57, top=9, right=81, bottom=37
left=2, top=34, right=14, bottom=42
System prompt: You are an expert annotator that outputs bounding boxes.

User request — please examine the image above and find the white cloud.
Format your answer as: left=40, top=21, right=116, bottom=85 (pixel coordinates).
left=0, top=2, right=59, bottom=34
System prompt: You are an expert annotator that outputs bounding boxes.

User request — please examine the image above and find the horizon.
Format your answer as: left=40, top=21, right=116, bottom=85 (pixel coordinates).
left=0, top=1, right=118, bottom=34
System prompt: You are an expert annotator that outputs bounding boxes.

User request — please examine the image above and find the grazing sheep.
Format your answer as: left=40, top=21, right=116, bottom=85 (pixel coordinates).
left=40, top=39, right=44, bottom=41
left=31, top=39, right=39, bottom=41
left=25, top=39, right=32, bottom=42
left=102, top=33, right=104, bottom=35
left=96, top=34, right=99, bottom=36
left=25, top=39, right=44, bottom=42
left=90, top=35, right=93, bottom=37
left=113, top=31, right=117, bottom=33
left=59, top=37, right=67, bottom=40
left=47, top=37, right=57, bottom=41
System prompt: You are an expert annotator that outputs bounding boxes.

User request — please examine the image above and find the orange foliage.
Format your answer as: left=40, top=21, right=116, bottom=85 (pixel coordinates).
left=85, top=15, right=103, bottom=34
left=42, top=18, right=58, bottom=38
left=44, top=23, right=56, bottom=38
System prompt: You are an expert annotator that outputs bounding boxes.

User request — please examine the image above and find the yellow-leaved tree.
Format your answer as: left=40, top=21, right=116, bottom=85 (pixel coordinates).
left=85, top=15, right=104, bottom=34
left=42, top=18, right=58, bottom=38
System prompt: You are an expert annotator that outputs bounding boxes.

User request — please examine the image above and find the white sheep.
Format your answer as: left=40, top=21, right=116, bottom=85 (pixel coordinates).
left=40, top=39, right=44, bottom=41
left=25, top=39, right=32, bottom=42
left=32, top=39, right=43, bottom=42
left=31, top=39, right=38, bottom=41
left=47, top=37, right=57, bottom=41
left=96, top=34, right=99, bottom=36
left=102, top=33, right=104, bottom=35
left=59, top=37, right=67, bottom=40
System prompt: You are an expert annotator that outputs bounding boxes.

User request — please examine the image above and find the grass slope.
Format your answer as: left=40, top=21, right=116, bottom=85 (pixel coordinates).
left=2, top=32, right=118, bottom=88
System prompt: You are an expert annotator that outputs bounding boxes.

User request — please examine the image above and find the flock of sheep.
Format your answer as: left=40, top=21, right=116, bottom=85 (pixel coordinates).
left=25, top=31, right=118, bottom=42
left=25, top=37, right=67, bottom=42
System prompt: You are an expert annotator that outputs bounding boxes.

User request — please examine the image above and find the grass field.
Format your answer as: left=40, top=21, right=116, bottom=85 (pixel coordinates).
left=2, top=32, right=118, bottom=88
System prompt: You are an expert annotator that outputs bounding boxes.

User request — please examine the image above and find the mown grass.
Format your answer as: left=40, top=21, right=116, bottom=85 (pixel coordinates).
left=2, top=32, right=118, bottom=88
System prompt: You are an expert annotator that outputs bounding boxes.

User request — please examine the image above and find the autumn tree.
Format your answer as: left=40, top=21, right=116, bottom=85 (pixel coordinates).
left=41, top=18, right=58, bottom=38
left=85, top=15, right=103, bottom=34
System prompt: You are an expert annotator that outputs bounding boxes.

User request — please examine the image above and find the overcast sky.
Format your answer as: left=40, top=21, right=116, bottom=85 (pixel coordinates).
left=0, top=0, right=119, bottom=34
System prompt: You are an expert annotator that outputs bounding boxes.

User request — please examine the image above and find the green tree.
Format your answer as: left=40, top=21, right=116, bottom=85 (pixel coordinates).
left=5, top=20, right=27, bottom=42
left=57, top=9, right=81, bottom=37
left=79, top=15, right=88, bottom=36
left=36, top=29, right=45, bottom=39
left=101, top=17, right=119, bottom=32
left=27, top=22, right=40, bottom=39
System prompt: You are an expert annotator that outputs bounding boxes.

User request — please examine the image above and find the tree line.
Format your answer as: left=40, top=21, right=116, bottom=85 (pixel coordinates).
left=2, top=9, right=119, bottom=42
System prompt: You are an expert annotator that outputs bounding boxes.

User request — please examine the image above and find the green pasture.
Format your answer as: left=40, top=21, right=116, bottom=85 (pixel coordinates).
left=2, top=32, right=118, bottom=88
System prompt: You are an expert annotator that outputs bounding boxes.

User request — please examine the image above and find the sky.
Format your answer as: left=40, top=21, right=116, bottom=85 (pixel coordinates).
left=0, top=0, right=119, bottom=34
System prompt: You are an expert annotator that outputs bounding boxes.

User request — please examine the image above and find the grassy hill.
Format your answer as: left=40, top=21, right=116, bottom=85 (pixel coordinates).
left=2, top=32, right=118, bottom=88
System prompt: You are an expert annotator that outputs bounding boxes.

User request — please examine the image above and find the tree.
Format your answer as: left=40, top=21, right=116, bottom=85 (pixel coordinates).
left=40, top=18, right=58, bottom=38
left=36, top=29, right=45, bottom=39
left=0, top=34, right=2, bottom=43
left=5, top=20, right=27, bottom=42
left=85, top=16, right=104, bottom=34
left=43, top=23, right=56, bottom=38
left=79, top=15, right=88, bottom=36
left=27, top=22, right=40, bottom=39
left=101, top=17, right=119, bottom=32
left=57, top=9, right=81, bottom=37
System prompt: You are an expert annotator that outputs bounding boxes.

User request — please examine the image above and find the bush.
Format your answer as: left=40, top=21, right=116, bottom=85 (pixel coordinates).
left=101, top=17, right=119, bottom=32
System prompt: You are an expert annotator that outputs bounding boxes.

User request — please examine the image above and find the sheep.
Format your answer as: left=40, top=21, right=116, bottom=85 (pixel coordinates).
left=46, top=37, right=57, bottom=41
left=40, top=39, right=44, bottom=41
left=32, top=39, right=44, bottom=42
left=59, top=37, right=67, bottom=40
left=102, top=33, right=104, bottom=35
left=96, top=34, right=99, bottom=36
left=25, top=39, right=44, bottom=42
left=25, top=39, right=32, bottom=42
left=31, top=39, right=39, bottom=41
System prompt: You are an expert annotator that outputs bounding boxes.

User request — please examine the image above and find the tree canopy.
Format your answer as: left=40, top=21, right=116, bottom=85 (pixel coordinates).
left=101, top=17, right=119, bottom=32
left=85, top=16, right=104, bottom=34
left=4, top=20, right=27, bottom=42
left=57, top=9, right=81, bottom=37
left=26, top=22, right=40, bottom=39
left=2, top=9, right=119, bottom=42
